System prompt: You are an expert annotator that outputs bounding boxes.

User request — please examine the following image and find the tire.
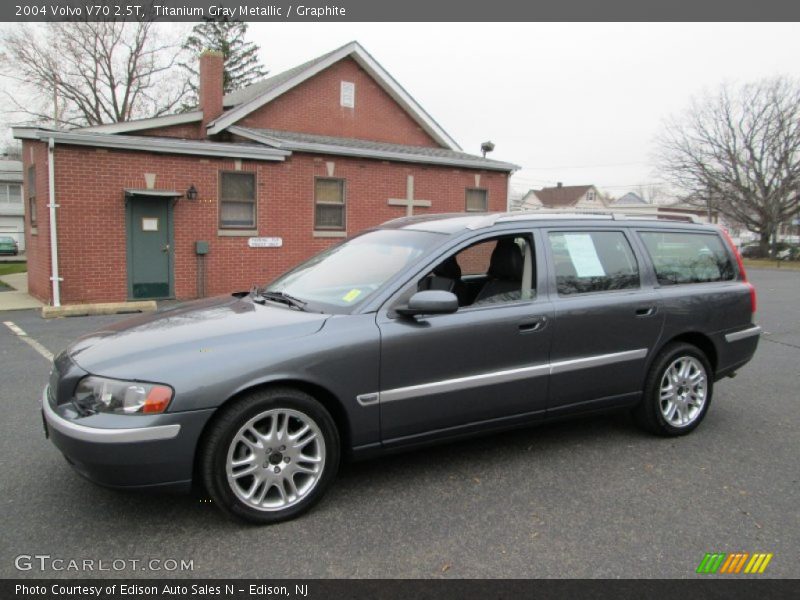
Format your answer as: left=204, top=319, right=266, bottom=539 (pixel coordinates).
left=200, top=387, right=340, bottom=524
left=633, top=342, right=714, bottom=436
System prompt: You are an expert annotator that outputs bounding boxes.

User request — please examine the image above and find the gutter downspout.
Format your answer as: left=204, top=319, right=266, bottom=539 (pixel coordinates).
left=47, top=137, right=61, bottom=307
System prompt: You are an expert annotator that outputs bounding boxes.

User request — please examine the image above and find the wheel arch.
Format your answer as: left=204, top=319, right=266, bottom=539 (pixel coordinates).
left=655, top=331, right=718, bottom=373
left=191, top=378, right=352, bottom=491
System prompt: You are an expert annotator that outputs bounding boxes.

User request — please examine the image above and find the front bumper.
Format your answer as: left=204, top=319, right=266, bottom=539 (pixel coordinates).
left=42, top=387, right=215, bottom=491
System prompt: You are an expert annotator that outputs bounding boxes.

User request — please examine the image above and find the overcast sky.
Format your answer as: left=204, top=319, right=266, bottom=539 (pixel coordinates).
left=250, top=22, right=800, bottom=200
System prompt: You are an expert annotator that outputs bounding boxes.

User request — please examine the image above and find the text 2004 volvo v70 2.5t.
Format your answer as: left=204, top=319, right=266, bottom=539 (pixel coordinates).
left=43, top=212, right=761, bottom=523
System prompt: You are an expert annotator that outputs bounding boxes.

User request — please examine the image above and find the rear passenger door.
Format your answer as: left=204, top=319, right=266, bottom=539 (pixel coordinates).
left=544, top=228, right=664, bottom=415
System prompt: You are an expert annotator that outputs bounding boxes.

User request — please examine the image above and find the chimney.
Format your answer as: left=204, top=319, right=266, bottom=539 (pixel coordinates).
left=199, top=50, right=224, bottom=135
left=556, top=182, right=563, bottom=188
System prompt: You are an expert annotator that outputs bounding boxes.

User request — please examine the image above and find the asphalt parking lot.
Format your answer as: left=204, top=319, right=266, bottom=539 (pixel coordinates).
left=0, top=268, right=798, bottom=579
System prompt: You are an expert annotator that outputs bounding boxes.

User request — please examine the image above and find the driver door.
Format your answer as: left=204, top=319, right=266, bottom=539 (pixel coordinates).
left=376, top=231, right=554, bottom=445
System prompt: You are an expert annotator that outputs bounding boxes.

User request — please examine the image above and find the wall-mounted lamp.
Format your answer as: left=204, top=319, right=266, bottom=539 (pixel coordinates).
left=185, top=184, right=198, bottom=201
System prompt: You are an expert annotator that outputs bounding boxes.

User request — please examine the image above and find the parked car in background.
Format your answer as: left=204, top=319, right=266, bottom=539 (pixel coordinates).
left=777, top=245, right=800, bottom=261
left=741, top=241, right=796, bottom=259
left=42, top=212, right=761, bottom=524
left=0, top=235, right=19, bottom=255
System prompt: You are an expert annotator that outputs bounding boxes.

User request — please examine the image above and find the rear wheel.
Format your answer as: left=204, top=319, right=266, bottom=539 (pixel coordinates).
left=633, top=342, right=713, bottom=436
left=200, top=387, right=340, bottom=524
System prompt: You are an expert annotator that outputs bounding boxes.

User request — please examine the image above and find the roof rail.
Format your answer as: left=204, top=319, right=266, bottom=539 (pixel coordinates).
left=501, top=209, right=703, bottom=225
left=492, top=211, right=614, bottom=227
left=611, top=211, right=701, bottom=224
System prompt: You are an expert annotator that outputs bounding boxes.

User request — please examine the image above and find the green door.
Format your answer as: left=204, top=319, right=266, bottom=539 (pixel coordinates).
left=127, top=197, right=173, bottom=299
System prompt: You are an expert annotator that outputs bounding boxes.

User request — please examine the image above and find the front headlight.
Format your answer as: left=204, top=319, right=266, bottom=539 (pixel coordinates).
left=73, top=376, right=173, bottom=415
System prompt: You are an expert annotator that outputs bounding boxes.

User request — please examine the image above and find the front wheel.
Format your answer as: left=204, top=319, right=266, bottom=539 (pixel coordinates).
left=200, top=388, right=340, bottom=524
left=633, top=342, right=713, bottom=436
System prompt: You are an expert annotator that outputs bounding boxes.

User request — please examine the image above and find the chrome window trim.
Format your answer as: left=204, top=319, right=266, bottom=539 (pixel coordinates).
left=42, top=387, right=181, bottom=444
left=364, top=348, right=648, bottom=405
left=724, top=325, right=762, bottom=343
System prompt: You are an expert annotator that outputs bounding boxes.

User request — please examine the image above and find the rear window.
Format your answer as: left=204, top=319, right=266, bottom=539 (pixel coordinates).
left=639, top=231, right=735, bottom=285
left=548, top=231, right=639, bottom=295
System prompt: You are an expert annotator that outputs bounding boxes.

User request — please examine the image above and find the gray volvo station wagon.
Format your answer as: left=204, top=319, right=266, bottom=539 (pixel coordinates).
left=42, top=212, right=761, bottom=523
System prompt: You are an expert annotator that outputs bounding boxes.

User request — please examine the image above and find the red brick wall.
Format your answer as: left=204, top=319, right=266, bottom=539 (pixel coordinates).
left=136, top=123, right=204, bottom=139
left=237, top=58, right=441, bottom=147
left=25, top=143, right=508, bottom=304
left=21, top=141, right=52, bottom=302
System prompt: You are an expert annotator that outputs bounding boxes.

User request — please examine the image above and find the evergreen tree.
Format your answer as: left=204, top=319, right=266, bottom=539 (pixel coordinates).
left=181, top=19, right=268, bottom=105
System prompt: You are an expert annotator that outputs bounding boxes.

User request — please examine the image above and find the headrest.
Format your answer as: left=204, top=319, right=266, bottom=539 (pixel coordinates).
left=433, top=256, right=462, bottom=280
left=488, top=239, right=523, bottom=280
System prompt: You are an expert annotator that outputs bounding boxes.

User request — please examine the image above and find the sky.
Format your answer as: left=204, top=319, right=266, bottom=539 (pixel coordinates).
left=3, top=22, right=799, bottom=202
left=247, top=22, right=800, bottom=201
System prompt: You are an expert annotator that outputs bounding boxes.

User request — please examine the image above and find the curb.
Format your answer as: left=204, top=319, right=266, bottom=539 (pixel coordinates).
left=42, top=301, right=157, bottom=319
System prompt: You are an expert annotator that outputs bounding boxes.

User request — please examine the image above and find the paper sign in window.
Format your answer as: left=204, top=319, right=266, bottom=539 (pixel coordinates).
left=141, top=218, right=159, bottom=232
left=564, top=233, right=605, bottom=277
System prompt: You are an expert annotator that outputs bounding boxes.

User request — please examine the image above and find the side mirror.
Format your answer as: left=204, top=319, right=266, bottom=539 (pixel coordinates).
left=396, top=290, right=458, bottom=317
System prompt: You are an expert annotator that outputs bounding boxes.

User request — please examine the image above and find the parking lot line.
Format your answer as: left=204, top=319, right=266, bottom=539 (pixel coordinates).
left=3, top=320, right=54, bottom=362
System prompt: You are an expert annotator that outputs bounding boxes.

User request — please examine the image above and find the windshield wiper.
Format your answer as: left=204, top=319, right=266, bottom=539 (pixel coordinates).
left=255, top=288, right=308, bottom=311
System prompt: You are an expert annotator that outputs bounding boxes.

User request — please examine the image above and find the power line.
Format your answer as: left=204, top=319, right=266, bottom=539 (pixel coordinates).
left=518, top=161, right=649, bottom=171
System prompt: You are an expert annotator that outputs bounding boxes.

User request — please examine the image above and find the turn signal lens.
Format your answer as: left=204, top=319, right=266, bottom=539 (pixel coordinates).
left=143, top=385, right=173, bottom=414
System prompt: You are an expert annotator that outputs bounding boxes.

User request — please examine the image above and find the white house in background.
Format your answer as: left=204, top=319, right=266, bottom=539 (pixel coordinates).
left=0, top=158, right=24, bottom=251
left=610, top=192, right=648, bottom=206
left=518, top=183, right=606, bottom=211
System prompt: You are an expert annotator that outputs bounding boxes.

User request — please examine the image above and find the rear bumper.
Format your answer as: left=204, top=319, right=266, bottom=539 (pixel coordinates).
left=42, top=387, right=214, bottom=490
left=715, top=325, right=762, bottom=379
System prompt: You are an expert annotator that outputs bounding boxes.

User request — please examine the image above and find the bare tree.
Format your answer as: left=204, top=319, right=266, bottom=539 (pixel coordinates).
left=0, top=21, right=191, bottom=128
left=656, top=77, right=800, bottom=255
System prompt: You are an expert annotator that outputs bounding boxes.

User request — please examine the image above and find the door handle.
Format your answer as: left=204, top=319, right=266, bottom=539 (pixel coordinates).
left=519, top=316, right=547, bottom=333
left=635, top=306, right=656, bottom=317
left=161, top=244, right=170, bottom=253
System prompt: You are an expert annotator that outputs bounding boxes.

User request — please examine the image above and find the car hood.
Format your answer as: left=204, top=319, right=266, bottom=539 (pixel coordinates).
left=68, top=294, right=330, bottom=379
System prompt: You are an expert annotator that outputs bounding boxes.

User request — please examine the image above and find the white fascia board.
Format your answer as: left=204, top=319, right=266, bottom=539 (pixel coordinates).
left=12, top=127, right=43, bottom=140
left=228, top=127, right=289, bottom=149
left=229, top=127, right=515, bottom=172
left=209, top=42, right=462, bottom=151
left=75, top=111, right=203, bottom=134
left=348, top=45, right=462, bottom=151
left=14, top=129, right=290, bottom=162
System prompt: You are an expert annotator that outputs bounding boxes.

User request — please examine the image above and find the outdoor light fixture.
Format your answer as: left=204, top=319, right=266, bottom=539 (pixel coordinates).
left=186, top=184, right=198, bottom=200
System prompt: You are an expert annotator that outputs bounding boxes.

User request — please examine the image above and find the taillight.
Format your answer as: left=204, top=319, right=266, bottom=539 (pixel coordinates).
left=719, top=226, right=756, bottom=314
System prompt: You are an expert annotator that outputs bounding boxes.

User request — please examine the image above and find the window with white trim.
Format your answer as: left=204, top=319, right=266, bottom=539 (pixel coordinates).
left=0, top=183, right=22, bottom=204
left=340, top=81, right=355, bottom=108
left=219, top=171, right=256, bottom=229
left=314, top=178, right=346, bottom=230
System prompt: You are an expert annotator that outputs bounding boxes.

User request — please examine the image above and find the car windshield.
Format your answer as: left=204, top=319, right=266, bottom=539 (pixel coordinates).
left=265, top=229, right=444, bottom=313
left=0, top=237, right=14, bottom=243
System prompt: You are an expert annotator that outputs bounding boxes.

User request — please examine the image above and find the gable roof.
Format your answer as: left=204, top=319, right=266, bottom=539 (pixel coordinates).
left=612, top=192, right=647, bottom=205
left=208, top=41, right=461, bottom=150
left=230, top=127, right=517, bottom=172
left=531, top=185, right=595, bottom=207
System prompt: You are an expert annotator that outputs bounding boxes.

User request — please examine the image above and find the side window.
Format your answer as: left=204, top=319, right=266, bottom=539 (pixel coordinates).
left=314, top=178, right=346, bottom=231
left=219, top=171, right=256, bottom=229
left=548, top=231, right=639, bottom=295
left=416, top=234, right=535, bottom=307
left=465, top=188, right=488, bottom=212
left=639, top=231, right=735, bottom=285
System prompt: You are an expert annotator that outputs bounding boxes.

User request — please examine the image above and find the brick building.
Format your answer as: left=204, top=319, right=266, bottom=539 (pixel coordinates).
left=14, top=41, right=516, bottom=305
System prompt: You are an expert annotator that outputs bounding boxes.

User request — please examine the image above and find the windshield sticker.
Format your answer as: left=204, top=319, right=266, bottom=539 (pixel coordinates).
left=563, top=234, right=605, bottom=277
left=342, top=289, right=363, bottom=303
